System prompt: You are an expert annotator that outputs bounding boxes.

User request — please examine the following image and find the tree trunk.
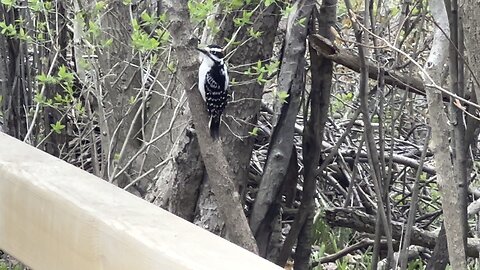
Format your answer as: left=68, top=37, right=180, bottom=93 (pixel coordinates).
left=463, top=0, right=480, bottom=106
left=145, top=2, right=283, bottom=240
left=43, top=1, right=68, bottom=158
left=293, top=2, right=337, bottom=268
left=0, top=6, right=28, bottom=140
left=146, top=127, right=204, bottom=222
left=250, top=0, right=314, bottom=236
left=423, top=0, right=467, bottom=267
left=192, top=2, right=283, bottom=236
left=164, top=0, right=258, bottom=253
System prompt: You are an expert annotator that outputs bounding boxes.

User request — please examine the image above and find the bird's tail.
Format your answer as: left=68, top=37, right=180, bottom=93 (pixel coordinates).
left=209, top=114, right=221, bottom=140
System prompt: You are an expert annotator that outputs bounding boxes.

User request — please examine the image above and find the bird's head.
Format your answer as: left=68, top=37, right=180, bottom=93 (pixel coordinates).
left=197, top=44, right=225, bottom=65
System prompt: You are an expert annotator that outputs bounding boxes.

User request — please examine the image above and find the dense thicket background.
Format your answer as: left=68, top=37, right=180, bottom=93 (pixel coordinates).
left=1, top=0, right=480, bottom=269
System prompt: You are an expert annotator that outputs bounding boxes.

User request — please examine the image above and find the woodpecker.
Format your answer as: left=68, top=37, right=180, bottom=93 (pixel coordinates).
left=197, top=44, right=229, bottom=139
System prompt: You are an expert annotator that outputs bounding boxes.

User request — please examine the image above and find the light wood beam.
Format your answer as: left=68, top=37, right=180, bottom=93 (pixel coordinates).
left=0, top=133, right=281, bottom=270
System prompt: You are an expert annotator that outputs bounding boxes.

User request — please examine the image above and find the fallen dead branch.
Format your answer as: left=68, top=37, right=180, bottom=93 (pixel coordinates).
left=324, top=207, right=480, bottom=257
left=308, top=34, right=449, bottom=101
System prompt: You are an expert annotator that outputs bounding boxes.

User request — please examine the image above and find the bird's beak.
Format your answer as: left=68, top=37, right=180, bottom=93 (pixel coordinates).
left=196, top=47, right=208, bottom=55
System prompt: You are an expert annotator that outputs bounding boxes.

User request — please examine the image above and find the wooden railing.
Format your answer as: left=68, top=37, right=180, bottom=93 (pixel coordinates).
left=0, top=133, right=281, bottom=270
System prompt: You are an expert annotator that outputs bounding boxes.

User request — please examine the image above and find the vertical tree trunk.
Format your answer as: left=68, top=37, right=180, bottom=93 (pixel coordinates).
left=147, top=127, right=204, bottom=222
left=146, top=3, right=283, bottom=239
left=219, top=3, right=283, bottom=198
left=463, top=0, right=480, bottom=107
left=97, top=1, right=143, bottom=191
left=294, top=2, right=337, bottom=268
left=423, top=0, right=467, bottom=268
left=444, top=0, right=468, bottom=252
left=187, top=2, right=284, bottom=236
left=164, top=0, right=259, bottom=253
left=0, top=6, right=27, bottom=140
left=43, top=1, right=68, bottom=157
left=247, top=0, right=315, bottom=265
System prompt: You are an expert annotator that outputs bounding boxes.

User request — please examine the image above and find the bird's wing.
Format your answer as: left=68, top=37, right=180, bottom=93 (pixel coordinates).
left=205, top=71, right=220, bottom=91
left=204, top=71, right=227, bottom=116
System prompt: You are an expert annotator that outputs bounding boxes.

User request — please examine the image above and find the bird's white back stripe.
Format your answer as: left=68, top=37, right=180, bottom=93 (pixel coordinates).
left=209, top=47, right=223, bottom=53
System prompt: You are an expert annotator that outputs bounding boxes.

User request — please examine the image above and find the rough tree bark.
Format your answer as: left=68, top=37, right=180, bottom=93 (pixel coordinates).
left=463, top=0, right=480, bottom=106
left=147, top=2, right=282, bottom=237
left=96, top=1, right=143, bottom=191
left=422, top=0, right=467, bottom=268
left=248, top=0, right=315, bottom=262
left=444, top=0, right=468, bottom=253
left=218, top=3, right=283, bottom=197
left=0, top=6, right=28, bottom=140
left=192, top=2, right=283, bottom=236
left=147, top=127, right=204, bottom=222
left=292, top=3, right=337, bottom=269
left=163, top=0, right=258, bottom=254
left=43, top=2, right=68, bottom=157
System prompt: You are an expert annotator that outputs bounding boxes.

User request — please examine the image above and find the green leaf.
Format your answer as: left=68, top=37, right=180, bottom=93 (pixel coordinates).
left=54, top=93, right=64, bottom=103
left=0, top=261, right=8, bottom=270
left=256, top=60, right=262, bottom=71
left=43, top=1, right=53, bottom=11
left=188, top=0, right=215, bottom=23
left=102, top=38, right=113, bottom=47
left=256, top=72, right=266, bottom=84
left=129, top=96, right=136, bottom=104
left=248, top=127, right=259, bottom=137
left=36, top=73, right=57, bottom=84
left=87, top=21, right=100, bottom=37
left=75, top=102, right=85, bottom=114
left=156, top=29, right=170, bottom=44
left=1, top=0, right=15, bottom=8
left=150, top=54, right=159, bottom=65
left=18, top=27, right=29, bottom=41
left=227, top=0, right=244, bottom=9
left=158, top=12, right=167, bottom=23
left=297, top=17, right=306, bottom=27
left=50, top=121, right=65, bottom=134
left=391, top=6, right=400, bottom=16
left=132, top=29, right=160, bottom=52
left=57, top=65, right=74, bottom=84
left=131, top=19, right=140, bottom=31
left=248, top=27, right=262, bottom=38
left=277, top=90, right=289, bottom=104
left=264, top=0, right=275, bottom=6
left=167, top=61, right=176, bottom=72
left=28, top=0, right=43, bottom=12
left=34, top=92, right=46, bottom=104
left=282, top=4, right=295, bottom=17
left=233, top=10, right=253, bottom=27
left=223, top=37, right=241, bottom=46
left=266, top=60, right=279, bottom=76
left=0, top=21, right=16, bottom=36
left=140, top=11, right=154, bottom=25
left=95, top=1, right=106, bottom=11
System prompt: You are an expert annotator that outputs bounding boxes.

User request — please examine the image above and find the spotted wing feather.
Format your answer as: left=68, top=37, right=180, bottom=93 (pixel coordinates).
left=204, top=69, right=228, bottom=139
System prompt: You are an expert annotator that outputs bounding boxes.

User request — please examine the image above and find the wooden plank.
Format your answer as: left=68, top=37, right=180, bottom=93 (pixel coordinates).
left=0, top=133, right=281, bottom=270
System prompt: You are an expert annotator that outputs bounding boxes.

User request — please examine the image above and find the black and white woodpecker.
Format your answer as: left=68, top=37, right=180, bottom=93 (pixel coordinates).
left=196, top=44, right=229, bottom=140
